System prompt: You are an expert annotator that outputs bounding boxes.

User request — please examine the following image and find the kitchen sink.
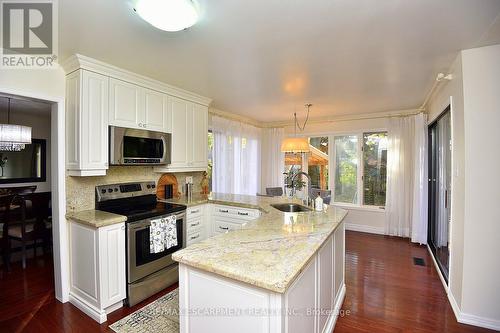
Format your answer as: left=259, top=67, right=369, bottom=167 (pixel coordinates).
left=270, top=203, right=312, bottom=213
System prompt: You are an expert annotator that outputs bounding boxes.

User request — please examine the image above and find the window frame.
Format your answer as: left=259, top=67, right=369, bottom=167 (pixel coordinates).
left=328, top=129, right=387, bottom=210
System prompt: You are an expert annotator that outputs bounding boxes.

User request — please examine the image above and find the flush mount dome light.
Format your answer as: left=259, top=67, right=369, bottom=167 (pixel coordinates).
left=135, top=0, right=198, bottom=32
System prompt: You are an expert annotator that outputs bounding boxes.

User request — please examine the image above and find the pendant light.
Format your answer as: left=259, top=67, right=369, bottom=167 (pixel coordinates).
left=0, top=97, right=32, bottom=151
left=281, top=103, right=312, bottom=153
left=135, top=0, right=199, bottom=32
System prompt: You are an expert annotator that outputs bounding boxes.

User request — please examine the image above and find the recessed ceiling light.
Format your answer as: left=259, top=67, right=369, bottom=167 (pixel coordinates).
left=135, top=0, right=198, bottom=32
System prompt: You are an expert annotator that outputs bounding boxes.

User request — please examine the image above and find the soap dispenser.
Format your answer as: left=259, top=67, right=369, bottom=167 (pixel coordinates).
left=315, top=194, right=323, bottom=212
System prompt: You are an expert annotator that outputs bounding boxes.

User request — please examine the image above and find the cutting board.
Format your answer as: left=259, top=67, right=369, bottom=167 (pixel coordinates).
left=156, top=173, right=181, bottom=199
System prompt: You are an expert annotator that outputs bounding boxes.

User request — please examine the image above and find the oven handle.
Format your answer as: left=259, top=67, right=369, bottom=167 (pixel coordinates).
left=128, top=211, right=186, bottom=230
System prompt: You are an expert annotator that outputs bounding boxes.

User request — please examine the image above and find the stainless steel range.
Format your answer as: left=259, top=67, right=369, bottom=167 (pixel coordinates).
left=96, top=181, right=186, bottom=306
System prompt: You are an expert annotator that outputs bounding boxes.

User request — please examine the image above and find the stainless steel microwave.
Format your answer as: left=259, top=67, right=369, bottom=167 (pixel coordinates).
left=109, top=126, right=171, bottom=166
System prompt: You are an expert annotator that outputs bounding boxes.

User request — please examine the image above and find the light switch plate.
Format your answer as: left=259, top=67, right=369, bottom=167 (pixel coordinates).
left=186, top=176, right=193, bottom=184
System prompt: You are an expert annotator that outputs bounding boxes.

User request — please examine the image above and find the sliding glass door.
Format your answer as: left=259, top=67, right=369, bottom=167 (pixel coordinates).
left=428, top=107, right=451, bottom=282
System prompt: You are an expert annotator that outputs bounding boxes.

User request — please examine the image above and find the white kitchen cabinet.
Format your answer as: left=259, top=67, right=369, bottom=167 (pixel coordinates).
left=191, top=103, right=209, bottom=168
left=109, top=78, right=142, bottom=129
left=66, top=69, right=109, bottom=176
left=144, top=89, right=168, bottom=132
left=178, top=221, right=346, bottom=333
left=68, top=220, right=126, bottom=323
left=155, top=96, right=208, bottom=172
left=186, top=205, right=208, bottom=246
left=210, top=205, right=260, bottom=236
left=109, top=78, right=169, bottom=132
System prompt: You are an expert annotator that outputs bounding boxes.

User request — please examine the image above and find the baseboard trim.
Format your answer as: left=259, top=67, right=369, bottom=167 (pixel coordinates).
left=426, top=245, right=449, bottom=292
left=323, top=283, right=346, bottom=333
left=458, top=311, right=500, bottom=331
left=345, top=223, right=384, bottom=235
left=427, top=248, right=500, bottom=331
left=69, top=292, right=107, bottom=324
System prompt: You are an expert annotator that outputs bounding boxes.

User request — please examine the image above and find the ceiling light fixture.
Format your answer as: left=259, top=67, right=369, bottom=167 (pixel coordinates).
left=281, top=103, right=312, bottom=153
left=0, top=97, right=32, bottom=152
left=135, top=0, right=199, bottom=32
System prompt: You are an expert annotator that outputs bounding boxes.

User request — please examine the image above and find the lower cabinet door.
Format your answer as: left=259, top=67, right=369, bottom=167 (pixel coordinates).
left=98, top=222, right=126, bottom=308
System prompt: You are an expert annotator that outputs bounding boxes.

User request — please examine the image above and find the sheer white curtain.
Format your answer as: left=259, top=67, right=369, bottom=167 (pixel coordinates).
left=411, top=113, right=428, bottom=244
left=385, top=113, right=428, bottom=242
left=385, top=116, right=415, bottom=237
left=211, top=115, right=261, bottom=195
left=260, top=128, right=285, bottom=192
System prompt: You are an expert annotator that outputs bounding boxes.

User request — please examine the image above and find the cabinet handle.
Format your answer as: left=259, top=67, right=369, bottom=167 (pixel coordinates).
left=237, top=212, right=249, bottom=216
left=138, top=123, right=142, bottom=128
left=219, top=226, right=229, bottom=230
left=190, top=209, right=199, bottom=214
left=190, top=222, right=200, bottom=227
left=219, top=209, right=229, bottom=213
left=143, top=124, right=147, bottom=128
left=190, top=234, right=200, bottom=240
left=121, top=226, right=125, bottom=230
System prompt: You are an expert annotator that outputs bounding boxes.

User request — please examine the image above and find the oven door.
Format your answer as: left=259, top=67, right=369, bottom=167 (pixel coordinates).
left=127, top=211, right=186, bottom=283
left=110, top=126, right=171, bottom=165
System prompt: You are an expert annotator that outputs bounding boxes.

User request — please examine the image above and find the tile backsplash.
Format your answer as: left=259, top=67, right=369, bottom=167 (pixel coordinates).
left=66, top=166, right=204, bottom=212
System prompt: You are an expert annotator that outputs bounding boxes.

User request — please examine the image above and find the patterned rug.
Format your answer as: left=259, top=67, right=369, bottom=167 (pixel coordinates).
left=110, top=289, right=179, bottom=333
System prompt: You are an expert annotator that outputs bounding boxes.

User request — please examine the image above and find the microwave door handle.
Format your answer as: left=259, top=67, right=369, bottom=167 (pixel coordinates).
left=161, top=136, right=167, bottom=162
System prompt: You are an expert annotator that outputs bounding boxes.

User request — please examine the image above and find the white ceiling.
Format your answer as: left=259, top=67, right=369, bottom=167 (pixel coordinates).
left=60, top=0, right=500, bottom=122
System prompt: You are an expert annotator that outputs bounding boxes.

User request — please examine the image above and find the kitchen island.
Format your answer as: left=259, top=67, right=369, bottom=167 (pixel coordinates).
left=171, top=194, right=347, bottom=333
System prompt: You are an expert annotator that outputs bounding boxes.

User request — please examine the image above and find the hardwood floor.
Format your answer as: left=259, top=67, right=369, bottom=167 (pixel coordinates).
left=0, top=231, right=494, bottom=332
left=335, top=231, right=491, bottom=333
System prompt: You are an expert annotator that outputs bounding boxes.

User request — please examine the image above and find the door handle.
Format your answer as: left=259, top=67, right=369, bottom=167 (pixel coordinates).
left=219, top=226, right=229, bottom=230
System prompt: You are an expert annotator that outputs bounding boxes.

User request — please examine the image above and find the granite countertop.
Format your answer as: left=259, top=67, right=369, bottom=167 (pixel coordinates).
left=171, top=193, right=348, bottom=293
left=66, top=210, right=127, bottom=228
left=161, top=192, right=288, bottom=213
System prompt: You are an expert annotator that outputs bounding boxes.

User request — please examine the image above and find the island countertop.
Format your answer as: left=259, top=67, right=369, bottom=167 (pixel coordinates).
left=171, top=193, right=348, bottom=293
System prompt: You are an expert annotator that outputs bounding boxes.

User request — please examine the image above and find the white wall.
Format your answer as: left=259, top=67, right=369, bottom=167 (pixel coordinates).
left=427, top=44, right=500, bottom=330
left=460, top=44, right=500, bottom=325
left=427, top=53, right=466, bottom=308
left=0, top=109, right=52, bottom=192
left=284, top=117, right=388, bottom=234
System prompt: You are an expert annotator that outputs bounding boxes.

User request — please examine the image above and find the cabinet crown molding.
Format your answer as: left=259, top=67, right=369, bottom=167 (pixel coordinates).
left=61, top=54, right=212, bottom=107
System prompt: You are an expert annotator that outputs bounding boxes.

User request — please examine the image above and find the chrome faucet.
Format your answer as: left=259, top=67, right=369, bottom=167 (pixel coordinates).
left=291, top=171, right=313, bottom=207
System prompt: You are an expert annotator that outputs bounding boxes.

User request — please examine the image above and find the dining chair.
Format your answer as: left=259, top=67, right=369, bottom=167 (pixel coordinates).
left=265, top=187, right=284, bottom=197
left=7, top=194, right=48, bottom=269
left=0, top=195, right=13, bottom=271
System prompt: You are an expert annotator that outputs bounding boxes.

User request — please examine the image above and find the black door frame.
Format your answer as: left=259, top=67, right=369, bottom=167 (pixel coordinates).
left=427, top=105, right=451, bottom=283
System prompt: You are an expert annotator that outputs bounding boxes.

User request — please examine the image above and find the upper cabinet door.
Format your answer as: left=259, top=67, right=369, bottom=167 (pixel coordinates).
left=191, top=103, right=208, bottom=168
left=65, top=69, right=109, bottom=176
left=144, top=89, right=166, bottom=132
left=109, top=78, right=143, bottom=129
left=169, top=96, right=189, bottom=168
left=82, top=70, right=109, bottom=170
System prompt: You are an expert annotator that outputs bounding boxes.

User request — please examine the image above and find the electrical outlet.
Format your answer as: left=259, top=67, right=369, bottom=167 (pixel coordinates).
left=186, top=176, right=193, bottom=184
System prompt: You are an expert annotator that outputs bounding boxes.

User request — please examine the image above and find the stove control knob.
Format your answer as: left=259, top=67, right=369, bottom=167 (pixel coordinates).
left=114, top=188, right=118, bottom=192
left=146, top=185, right=151, bottom=189
left=152, top=184, right=156, bottom=189
left=108, top=189, right=113, bottom=193
left=101, top=189, right=106, bottom=194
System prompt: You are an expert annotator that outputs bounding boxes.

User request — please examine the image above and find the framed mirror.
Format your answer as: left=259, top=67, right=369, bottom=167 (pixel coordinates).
left=0, top=138, right=47, bottom=184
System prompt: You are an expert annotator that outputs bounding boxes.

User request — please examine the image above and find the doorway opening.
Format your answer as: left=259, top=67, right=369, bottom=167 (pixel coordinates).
left=0, top=92, right=64, bottom=329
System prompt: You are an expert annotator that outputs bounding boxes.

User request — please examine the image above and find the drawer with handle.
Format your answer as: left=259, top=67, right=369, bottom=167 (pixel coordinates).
left=213, top=205, right=259, bottom=220
left=187, top=228, right=204, bottom=246
left=187, top=205, right=203, bottom=219
left=213, top=218, right=243, bottom=234
left=187, top=215, right=203, bottom=234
